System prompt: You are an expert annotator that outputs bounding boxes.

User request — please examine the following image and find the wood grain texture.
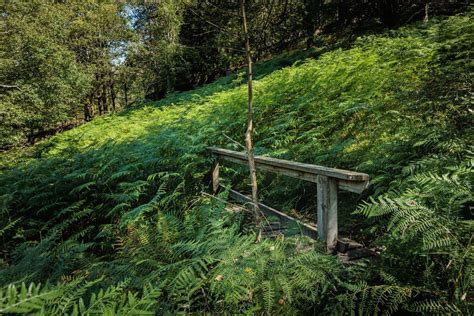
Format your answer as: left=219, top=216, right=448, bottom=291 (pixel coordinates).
left=208, top=147, right=369, bottom=185
left=317, top=175, right=338, bottom=253
left=211, top=161, right=220, bottom=194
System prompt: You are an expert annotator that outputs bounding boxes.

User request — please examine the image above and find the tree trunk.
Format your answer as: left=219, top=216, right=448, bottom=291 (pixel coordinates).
left=97, top=92, right=103, bottom=116
left=84, top=98, right=91, bottom=121
left=124, top=82, right=128, bottom=107
left=102, top=85, right=108, bottom=113
left=240, top=0, right=261, bottom=241
left=424, top=1, right=429, bottom=22
left=90, top=94, right=96, bottom=118
left=111, top=81, right=116, bottom=113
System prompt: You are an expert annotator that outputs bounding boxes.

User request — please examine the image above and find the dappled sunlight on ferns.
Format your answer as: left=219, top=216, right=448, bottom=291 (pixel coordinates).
left=0, top=11, right=472, bottom=314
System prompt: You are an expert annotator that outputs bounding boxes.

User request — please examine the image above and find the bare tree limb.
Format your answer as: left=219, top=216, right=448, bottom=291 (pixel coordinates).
left=222, top=132, right=246, bottom=150
left=0, top=84, right=22, bottom=91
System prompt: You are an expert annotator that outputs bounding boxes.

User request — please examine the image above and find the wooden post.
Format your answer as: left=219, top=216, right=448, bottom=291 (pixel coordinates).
left=211, top=161, right=220, bottom=194
left=317, top=175, right=338, bottom=253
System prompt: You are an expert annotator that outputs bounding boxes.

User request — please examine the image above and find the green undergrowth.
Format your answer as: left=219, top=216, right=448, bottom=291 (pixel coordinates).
left=0, top=12, right=472, bottom=314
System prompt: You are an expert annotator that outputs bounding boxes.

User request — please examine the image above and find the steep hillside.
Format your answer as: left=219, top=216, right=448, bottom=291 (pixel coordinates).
left=0, top=12, right=472, bottom=314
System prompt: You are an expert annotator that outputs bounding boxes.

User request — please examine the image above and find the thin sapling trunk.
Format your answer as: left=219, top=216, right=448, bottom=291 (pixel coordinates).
left=240, top=0, right=262, bottom=241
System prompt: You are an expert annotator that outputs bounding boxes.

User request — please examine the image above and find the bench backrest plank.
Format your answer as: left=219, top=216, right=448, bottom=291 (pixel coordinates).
left=208, top=147, right=368, bottom=193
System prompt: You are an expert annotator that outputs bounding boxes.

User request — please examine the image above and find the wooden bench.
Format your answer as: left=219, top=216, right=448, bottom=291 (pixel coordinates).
left=208, top=147, right=369, bottom=253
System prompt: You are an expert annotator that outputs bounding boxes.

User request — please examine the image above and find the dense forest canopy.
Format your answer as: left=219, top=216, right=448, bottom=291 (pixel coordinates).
left=0, top=0, right=472, bottom=314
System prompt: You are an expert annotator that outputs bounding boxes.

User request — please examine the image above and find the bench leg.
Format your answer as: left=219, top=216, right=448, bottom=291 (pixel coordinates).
left=317, top=175, right=338, bottom=253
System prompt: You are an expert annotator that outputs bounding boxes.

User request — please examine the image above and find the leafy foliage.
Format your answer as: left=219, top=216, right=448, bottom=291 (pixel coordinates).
left=0, top=0, right=131, bottom=148
left=0, top=10, right=472, bottom=314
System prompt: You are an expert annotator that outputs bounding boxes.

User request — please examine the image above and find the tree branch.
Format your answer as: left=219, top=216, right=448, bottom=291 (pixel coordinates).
left=0, top=84, right=22, bottom=91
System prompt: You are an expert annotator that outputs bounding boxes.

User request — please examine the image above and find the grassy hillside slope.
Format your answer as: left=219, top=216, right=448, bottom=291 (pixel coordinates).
left=0, top=12, right=472, bottom=314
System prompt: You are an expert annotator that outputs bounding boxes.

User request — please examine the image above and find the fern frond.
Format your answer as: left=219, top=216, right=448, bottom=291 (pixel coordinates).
left=0, top=283, right=60, bottom=314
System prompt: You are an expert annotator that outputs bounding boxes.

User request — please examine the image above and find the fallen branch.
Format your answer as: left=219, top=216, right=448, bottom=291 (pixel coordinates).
left=0, top=84, right=22, bottom=91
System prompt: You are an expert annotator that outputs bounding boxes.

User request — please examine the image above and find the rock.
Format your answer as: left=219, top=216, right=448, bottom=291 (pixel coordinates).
left=337, top=238, right=364, bottom=253
left=346, top=247, right=376, bottom=260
